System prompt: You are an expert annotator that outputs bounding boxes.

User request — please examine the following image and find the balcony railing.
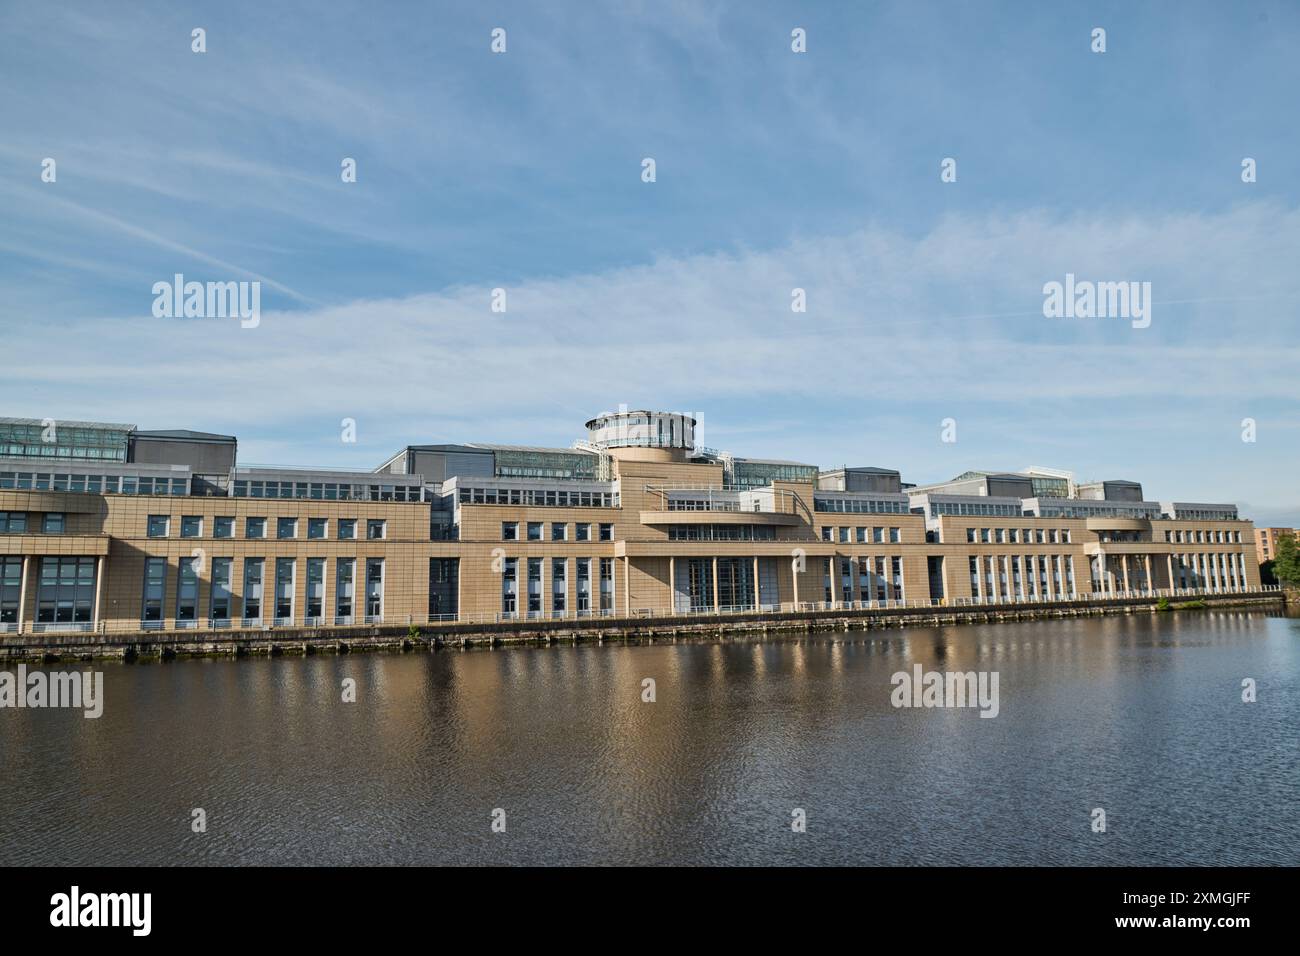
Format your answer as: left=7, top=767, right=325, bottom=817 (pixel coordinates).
left=6, top=585, right=1280, bottom=636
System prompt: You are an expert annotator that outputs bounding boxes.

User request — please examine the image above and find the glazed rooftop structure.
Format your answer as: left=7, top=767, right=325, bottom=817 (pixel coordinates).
left=0, top=410, right=1263, bottom=634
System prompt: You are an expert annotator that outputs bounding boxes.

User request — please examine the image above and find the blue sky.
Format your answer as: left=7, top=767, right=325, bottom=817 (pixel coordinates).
left=1, top=1, right=1297, bottom=524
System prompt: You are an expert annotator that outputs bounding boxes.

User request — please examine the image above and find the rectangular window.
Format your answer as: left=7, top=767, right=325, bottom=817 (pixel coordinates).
left=210, top=557, right=232, bottom=622
left=180, top=515, right=202, bottom=538
left=599, top=558, right=613, bottom=612
left=856, top=527, right=867, bottom=543
left=277, top=517, right=297, bottom=540
left=551, top=558, right=566, bottom=613
left=37, top=556, right=96, bottom=625
left=0, top=557, right=23, bottom=624
left=335, top=558, right=355, bottom=623
left=576, top=558, right=591, bottom=612
left=307, top=518, right=328, bottom=539
left=274, top=557, right=296, bottom=622
left=873, top=527, right=884, bottom=544
left=242, top=558, right=264, bottom=622
left=0, top=512, right=28, bottom=533
left=429, top=558, right=458, bottom=619
left=838, top=527, right=849, bottom=543
left=576, top=523, right=591, bottom=542
left=889, top=527, right=901, bottom=543
left=365, top=559, right=384, bottom=620
left=599, top=523, right=614, bottom=541
left=306, top=557, right=325, bottom=621
left=142, top=557, right=167, bottom=622
left=527, top=521, right=542, bottom=541
left=821, top=527, right=832, bottom=542
left=502, top=521, right=518, bottom=541
left=551, top=522, right=567, bottom=541
left=527, top=557, right=543, bottom=616
left=501, top=557, right=518, bottom=615
left=43, top=513, right=65, bottom=534
left=979, top=528, right=990, bottom=543
left=214, top=516, right=234, bottom=538
left=176, top=556, right=199, bottom=622
left=337, top=519, right=357, bottom=540
left=367, top=520, right=386, bottom=540
left=147, top=514, right=170, bottom=538
left=966, top=528, right=976, bottom=543
left=246, top=517, right=266, bottom=539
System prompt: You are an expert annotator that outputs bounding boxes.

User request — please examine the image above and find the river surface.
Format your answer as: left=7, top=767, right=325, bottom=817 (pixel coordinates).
left=2, top=610, right=1297, bottom=866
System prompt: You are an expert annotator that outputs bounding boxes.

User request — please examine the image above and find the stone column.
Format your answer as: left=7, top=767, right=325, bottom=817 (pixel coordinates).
left=1166, top=554, right=1174, bottom=594
left=92, top=555, right=105, bottom=632
left=1121, top=555, right=1131, bottom=594
left=976, top=556, right=986, bottom=602
left=1046, top=555, right=1057, bottom=601
left=17, top=555, right=30, bottom=635
left=792, top=555, right=800, bottom=607
left=669, top=556, right=676, bottom=614
left=624, top=555, right=631, bottom=613
left=753, top=556, right=760, bottom=608
left=712, top=556, right=720, bottom=612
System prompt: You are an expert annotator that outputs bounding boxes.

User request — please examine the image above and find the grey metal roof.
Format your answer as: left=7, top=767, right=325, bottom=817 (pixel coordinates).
left=466, top=443, right=595, bottom=455
left=133, top=429, right=236, bottom=442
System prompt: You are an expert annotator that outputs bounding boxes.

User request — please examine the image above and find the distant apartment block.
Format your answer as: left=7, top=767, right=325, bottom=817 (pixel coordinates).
left=1255, top=527, right=1296, bottom=566
left=0, top=411, right=1265, bottom=635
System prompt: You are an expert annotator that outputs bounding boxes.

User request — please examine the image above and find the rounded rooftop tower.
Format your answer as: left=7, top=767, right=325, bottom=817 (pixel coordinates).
left=584, top=410, right=696, bottom=462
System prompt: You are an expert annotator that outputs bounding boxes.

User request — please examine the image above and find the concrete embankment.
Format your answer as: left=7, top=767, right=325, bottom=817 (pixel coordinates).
left=0, top=592, right=1287, bottom=664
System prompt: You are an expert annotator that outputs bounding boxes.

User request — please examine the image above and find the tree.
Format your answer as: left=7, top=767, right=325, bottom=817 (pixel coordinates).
left=1260, top=560, right=1277, bottom=586
left=1271, top=533, right=1300, bottom=588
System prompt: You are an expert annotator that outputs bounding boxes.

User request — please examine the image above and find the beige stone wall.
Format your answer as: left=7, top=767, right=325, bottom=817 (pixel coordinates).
left=0, top=480, right=1267, bottom=633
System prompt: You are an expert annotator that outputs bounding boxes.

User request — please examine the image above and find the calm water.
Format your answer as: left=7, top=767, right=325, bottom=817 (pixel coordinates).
left=2, top=610, right=1298, bottom=866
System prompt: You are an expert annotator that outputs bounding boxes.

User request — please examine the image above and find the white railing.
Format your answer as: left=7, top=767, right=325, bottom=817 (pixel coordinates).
left=11, top=585, right=1278, bottom=637
left=30, top=621, right=95, bottom=633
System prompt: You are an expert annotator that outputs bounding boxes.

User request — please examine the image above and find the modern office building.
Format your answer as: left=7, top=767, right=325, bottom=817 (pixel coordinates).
left=1255, top=527, right=1296, bottom=566
left=0, top=410, right=1264, bottom=635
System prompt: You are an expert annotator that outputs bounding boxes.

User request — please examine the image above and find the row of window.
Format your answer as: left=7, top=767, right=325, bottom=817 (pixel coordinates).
left=500, top=556, right=614, bottom=615
left=0, top=555, right=95, bottom=624
left=0, top=472, right=188, bottom=495
left=231, top=479, right=424, bottom=502
left=824, top=556, right=905, bottom=602
left=502, top=521, right=613, bottom=542
left=459, top=487, right=618, bottom=508
left=143, top=556, right=384, bottom=624
left=667, top=524, right=778, bottom=541
left=966, top=527, right=1071, bottom=544
left=1165, top=529, right=1241, bottom=543
left=146, top=515, right=386, bottom=540
left=812, top=498, right=910, bottom=514
left=971, top=555, right=1077, bottom=597
left=821, top=526, right=903, bottom=544
left=929, top=501, right=1022, bottom=517
left=0, top=511, right=64, bottom=534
